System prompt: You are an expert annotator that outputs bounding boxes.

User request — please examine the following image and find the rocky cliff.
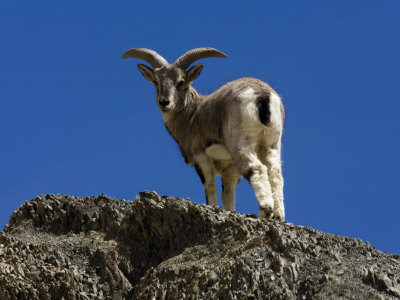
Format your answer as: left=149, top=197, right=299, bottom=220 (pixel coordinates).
left=0, top=192, right=399, bottom=299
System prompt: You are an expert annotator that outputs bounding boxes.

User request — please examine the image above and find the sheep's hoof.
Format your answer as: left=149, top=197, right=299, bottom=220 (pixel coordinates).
left=273, top=214, right=285, bottom=222
left=259, top=207, right=273, bottom=219
left=273, top=208, right=285, bottom=221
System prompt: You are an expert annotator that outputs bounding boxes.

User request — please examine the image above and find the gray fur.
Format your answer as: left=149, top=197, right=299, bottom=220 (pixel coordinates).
left=122, top=48, right=285, bottom=220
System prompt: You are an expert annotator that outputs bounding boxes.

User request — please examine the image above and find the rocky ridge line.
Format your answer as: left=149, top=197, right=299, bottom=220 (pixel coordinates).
left=0, top=192, right=399, bottom=299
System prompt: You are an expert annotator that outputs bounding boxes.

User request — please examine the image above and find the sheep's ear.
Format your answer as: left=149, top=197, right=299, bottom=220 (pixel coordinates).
left=137, top=64, right=155, bottom=82
left=186, top=64, right=203, bottom=83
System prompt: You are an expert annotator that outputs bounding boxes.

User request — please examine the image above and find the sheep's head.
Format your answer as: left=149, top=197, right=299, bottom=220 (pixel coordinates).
left=121, top=48, right=227, bottom=113
left=135, top=64, right=203, bottom=112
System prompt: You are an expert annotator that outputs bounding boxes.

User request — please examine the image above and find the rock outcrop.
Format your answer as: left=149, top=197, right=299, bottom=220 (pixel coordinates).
left=0, top=192, right=399, bottom=299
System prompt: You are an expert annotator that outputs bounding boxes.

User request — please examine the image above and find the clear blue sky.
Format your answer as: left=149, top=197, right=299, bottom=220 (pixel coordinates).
left=1, top=2, right=399, bottom=254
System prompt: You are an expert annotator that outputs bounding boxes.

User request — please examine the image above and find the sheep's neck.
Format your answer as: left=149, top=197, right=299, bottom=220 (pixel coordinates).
left=162, top=86, right=203, bottom=163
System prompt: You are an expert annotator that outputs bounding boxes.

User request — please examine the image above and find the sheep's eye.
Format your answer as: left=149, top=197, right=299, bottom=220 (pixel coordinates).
left=177, top=80, right=185, bottom=89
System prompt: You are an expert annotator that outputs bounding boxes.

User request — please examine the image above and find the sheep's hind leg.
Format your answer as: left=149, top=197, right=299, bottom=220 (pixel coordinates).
left=233, top=147, right=274, bottom=219
left=258, top=146, right=285, bottom=221
left=265, top=148, right=285, bottom=220
left=194, top=153, right=217, bottom=206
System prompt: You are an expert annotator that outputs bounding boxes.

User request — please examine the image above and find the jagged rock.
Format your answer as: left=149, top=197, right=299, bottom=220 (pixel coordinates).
left=0, top=192, right=399, bottom=299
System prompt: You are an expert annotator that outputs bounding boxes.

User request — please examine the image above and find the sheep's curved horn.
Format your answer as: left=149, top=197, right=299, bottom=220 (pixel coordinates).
left=174, top=48, right=227, bottom=69
left=121, top=48, right=168, bottom=68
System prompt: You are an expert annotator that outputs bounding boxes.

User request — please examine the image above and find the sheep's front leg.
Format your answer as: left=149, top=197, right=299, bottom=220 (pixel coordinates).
left=220, top=163, right=241, bottom=211
left=194, top=153, right=217, bottom=206
left=233, top=147, right=274, bottom=218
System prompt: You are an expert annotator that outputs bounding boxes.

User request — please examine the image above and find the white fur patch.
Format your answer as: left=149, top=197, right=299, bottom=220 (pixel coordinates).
left=205, top=144, right=232, bottom=160
left=239, top=88, right=263, bottom=139
left=269, top=93, right=283, bottom=130
left=239, top=88, right=255, bottom=100
left=241, top=88, right=259, bottom=119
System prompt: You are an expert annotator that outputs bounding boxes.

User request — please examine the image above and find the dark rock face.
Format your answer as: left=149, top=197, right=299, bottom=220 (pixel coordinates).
left=0, top=192, right=399, bottom=299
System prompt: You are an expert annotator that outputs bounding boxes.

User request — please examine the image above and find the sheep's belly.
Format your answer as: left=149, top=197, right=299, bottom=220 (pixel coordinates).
left=205, top=144, right=232, bottom=161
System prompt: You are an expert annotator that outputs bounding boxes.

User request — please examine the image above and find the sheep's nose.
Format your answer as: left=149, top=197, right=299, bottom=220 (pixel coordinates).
left=159, top=98, right=170, bottom=107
